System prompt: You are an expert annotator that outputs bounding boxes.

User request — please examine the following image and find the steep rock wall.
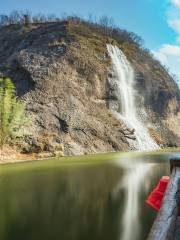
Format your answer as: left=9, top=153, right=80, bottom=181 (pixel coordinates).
left=0, top=21, right=179, bottom=155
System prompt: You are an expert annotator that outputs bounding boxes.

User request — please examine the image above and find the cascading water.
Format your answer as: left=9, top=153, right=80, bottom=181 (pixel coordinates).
left=107, top=44, right=158, bottom=151
left=107, top=45, right=158, bottom=240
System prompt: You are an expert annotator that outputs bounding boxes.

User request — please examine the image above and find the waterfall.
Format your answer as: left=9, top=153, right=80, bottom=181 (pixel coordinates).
left=107, top=45, right=158, bottom=240
left=107, top=44, right=158, bottom=151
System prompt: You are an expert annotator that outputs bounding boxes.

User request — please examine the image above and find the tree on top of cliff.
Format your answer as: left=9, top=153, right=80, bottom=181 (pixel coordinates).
left=0, top=11, right=143, bottom=48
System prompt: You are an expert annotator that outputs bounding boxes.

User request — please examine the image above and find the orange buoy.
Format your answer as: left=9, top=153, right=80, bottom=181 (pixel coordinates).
left=146, top=176, right=170, bottom=211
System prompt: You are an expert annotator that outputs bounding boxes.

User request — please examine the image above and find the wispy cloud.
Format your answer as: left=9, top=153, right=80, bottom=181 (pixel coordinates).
left=168, top=19, right=180, bottom=42
left=167, top=1, right=180, bottom=42
left=152, top=0, right=180, bottom=86
left=158, top=44, right=180, bottom=55
left=171, top=0, right=180, bottom=8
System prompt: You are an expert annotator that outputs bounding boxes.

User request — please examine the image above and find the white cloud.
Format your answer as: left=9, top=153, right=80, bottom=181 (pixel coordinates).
left=151, top=50, right=168, bottom=65
left=151, top=1, right=180, bottom=86
left=166, top=1, right=180, bottom=42
left=160, top=44, right=180, bottom=55
left=169, top=19, right=180, bottom=34
left=176, top=36, right=180, bottom=42
left=171, top=0, right=180, bottom=7
left=152, top=44, right=180, bottom=85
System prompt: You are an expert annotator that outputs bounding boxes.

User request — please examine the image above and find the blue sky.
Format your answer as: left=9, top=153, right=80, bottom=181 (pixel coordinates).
left=0, top=0, right=180, bottom=84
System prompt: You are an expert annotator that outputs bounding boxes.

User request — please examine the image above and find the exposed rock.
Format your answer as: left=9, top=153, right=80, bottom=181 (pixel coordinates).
left=0, top=21, right=179, bottom=156
left=54, top=150, right=64, bottom=157
left=37, top=151, right=55, bottom=159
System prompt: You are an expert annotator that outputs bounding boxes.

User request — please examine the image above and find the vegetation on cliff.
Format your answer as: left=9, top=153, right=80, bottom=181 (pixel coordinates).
left=0, top=77, right=28, bottom=148
left=0, top=11, right=179, bottom=158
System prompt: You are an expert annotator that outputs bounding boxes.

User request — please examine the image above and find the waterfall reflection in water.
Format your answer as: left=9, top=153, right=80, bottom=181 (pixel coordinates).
left=113, top=159, right=155, bottom=240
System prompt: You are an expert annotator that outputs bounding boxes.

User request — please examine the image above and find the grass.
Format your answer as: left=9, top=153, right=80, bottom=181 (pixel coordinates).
left=68, top=22, right=107, bottom=55
left=0, top=152, right=117, bottom=174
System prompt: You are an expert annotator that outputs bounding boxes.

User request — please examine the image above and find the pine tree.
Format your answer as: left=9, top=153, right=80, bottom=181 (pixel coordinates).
left=0, top=77, right=28, bottom=148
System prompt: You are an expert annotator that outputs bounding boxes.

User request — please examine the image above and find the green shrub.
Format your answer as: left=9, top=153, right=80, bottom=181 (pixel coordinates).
left=0, top=77, right=28, bottom=148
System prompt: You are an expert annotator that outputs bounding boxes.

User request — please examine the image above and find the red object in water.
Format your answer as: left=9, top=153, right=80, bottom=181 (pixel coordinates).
left=146, top=176, right=170, bottom=211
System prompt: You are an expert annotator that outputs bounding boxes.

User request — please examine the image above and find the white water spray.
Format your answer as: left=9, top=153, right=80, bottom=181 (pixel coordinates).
left=107, top=44, right=158, bottom=151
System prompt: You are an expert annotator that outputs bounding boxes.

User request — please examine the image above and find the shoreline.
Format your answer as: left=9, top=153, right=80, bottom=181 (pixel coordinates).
left=0, top=147, right=180, bottom=165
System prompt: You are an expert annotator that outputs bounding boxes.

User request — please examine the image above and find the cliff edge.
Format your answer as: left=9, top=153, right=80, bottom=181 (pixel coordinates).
left=0, top=19, right=179, bottom=156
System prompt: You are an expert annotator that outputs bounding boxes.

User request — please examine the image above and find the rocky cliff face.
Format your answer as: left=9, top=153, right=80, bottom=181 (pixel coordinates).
left=0, top=20, right=179, bottom=156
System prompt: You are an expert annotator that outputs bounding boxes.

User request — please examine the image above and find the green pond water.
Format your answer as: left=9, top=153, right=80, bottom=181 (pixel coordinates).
left=0, top=149, right=179, bottom=240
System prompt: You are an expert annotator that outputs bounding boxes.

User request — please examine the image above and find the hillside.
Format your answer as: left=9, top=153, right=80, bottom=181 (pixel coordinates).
left=0, top=19, right=180, bottom=157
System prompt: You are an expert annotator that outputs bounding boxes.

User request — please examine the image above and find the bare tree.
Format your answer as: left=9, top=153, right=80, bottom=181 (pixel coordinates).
left=23, top=10, right=32, bottom=26
left=0, top=10, right=144, bottom=50
left=0, top=15, right=9, bottom=26
left=98, top=15, right=115, bottom=36
left=129, top=32, right=144, bottom=47
left=47, top=14, right=59, bottom=22
left=8, top=10, right=21, bottom=24
left=61, top=12, right=68, bottom=20
left=32, top=13, right=46, bottom=23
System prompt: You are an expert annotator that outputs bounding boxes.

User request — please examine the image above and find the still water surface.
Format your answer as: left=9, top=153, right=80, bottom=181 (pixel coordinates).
left=0, top=150, right=178, bottom=240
